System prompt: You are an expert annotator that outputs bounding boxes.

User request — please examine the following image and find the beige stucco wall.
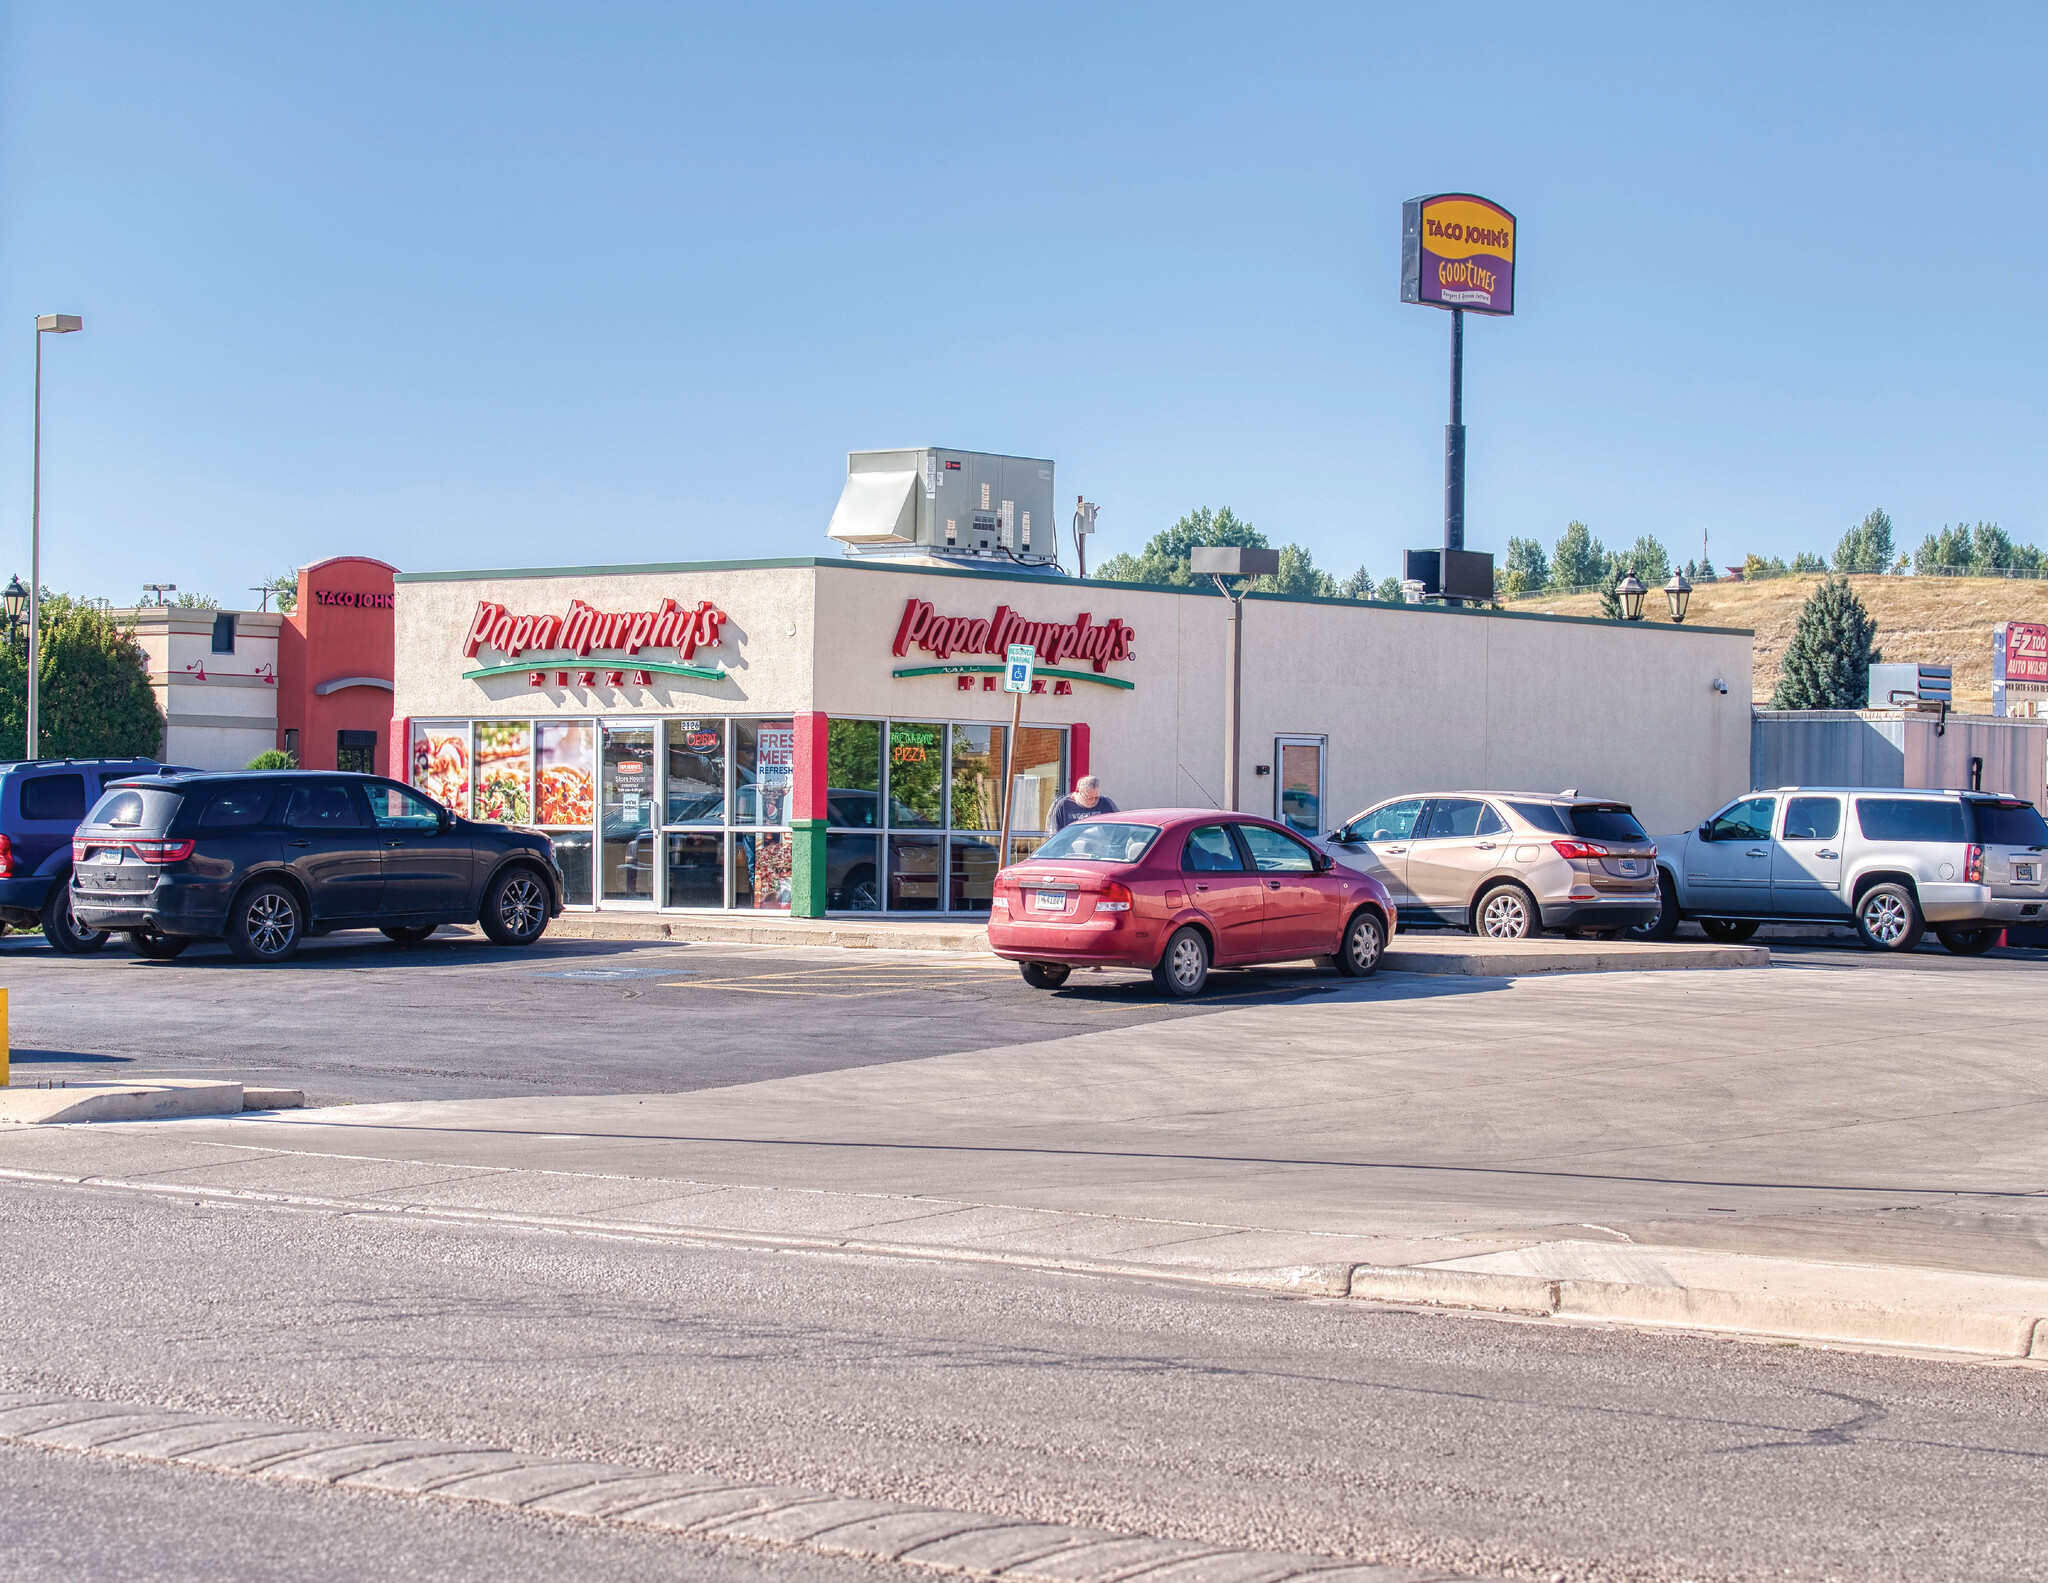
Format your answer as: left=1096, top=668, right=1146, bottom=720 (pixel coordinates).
left=393, top=559, right=1753, bottom=836
left=114, top=607, right=281, bottom=771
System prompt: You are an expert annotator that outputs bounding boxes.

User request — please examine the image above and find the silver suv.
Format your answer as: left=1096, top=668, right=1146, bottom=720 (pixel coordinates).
left=1641, top=787, right=2048, bottom=953
left=1318, top=792, right=1659, bottom=938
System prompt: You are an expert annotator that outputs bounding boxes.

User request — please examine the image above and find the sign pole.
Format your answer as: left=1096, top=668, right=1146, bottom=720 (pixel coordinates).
left=1444, top=306, right=1465, bottom=557
left=997, top=643, right=1036, bottom=872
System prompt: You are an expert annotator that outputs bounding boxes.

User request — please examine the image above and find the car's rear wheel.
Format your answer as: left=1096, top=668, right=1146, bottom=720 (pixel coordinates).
left=1626, top=871, right=1682, bottom=942
left=480, top=867, right=550, bottom=947
left=126, top=927, right=190, bottom=960
left=1699, top=918, right=1761, bottom=944
left=1152, top=926, right=1210, bottom=998
left=381, top=924, right=438, bottom=945
left=1335, top=909, right=1385, bottom=977
left=1474, top=883, right=1536, bottom=940
left=43, top=887, right=110, bottom=955
left=1019, top=961, right=1071, bottom=990
left=1855, top=883, right=1923, bottom=953
left=1936, top=925, right=1999, bottom=956
left=227, top=882, right=303, bottom=964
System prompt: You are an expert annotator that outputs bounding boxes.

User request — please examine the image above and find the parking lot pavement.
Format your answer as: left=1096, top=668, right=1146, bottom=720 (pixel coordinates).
left=0, top=930, right=1367, bottom=1104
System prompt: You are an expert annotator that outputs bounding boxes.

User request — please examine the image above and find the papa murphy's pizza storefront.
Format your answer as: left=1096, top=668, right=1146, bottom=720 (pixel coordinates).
left=390, top=554, right=1755, bottom=917
left=390, top=559, right=1118, bottom=916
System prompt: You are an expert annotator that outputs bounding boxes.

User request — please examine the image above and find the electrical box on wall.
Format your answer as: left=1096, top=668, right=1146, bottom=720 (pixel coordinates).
left=827, top=448, right=1058, bottom=567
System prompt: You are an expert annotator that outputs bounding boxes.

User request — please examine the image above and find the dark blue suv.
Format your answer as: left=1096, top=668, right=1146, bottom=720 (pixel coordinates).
left=0, top=758, right=186, bottom=953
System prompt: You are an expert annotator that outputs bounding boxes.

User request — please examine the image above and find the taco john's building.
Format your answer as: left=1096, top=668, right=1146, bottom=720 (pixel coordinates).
left=388, top=552, right=1754, bottom=917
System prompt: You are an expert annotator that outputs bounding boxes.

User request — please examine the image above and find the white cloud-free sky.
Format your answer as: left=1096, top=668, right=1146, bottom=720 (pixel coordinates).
left=1, top=2, right=2041, bottom=603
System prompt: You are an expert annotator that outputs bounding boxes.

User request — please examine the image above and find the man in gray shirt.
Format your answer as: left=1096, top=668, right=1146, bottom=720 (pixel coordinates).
left=1049, top=776, right=1119, bottom=831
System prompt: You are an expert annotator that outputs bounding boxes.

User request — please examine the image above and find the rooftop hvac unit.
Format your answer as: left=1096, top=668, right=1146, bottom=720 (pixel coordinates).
left=827, top=448, right=1057, bottom=566
left=1868, top=663, right=1953, bottom=709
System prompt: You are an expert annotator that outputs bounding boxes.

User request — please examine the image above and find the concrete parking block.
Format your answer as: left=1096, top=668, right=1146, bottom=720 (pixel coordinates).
left=707, top=1497, right=909, bottom=1544
left=900, top=1524, right=1119, bottom=1572
left=529, top=1472, right=741, bottom=1518
left=597, top=1483, right=818, bottom=1529
left=1009, top=1534, right=1227, bottom=1580
left=804, top=1507, right=1013, bottom=1561
left=343, top=1449, right=532, bottom=1493
left=253, top=1439, right=468, bottom=1482
left=0, top=1079, right=243, bottom=1125
left=432, top=1461, right=644, bottom=1506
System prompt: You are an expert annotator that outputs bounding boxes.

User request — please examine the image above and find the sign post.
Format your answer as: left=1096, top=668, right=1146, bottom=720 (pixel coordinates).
left=996, top=644, right=1035, bottom=871
left=1401, top=193, right=1515, bottom=599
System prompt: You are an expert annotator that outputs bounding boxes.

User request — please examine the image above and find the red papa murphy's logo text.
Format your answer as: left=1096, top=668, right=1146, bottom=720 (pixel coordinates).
left=892, top=598, right=1134, bottom=673
left=464, top=598, right=728, bottom=661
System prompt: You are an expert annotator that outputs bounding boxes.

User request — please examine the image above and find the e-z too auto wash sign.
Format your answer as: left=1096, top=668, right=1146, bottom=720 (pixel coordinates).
left=890, top=597, right=1136, bottom=693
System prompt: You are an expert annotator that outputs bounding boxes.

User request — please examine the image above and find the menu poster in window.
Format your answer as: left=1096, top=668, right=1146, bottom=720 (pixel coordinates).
left=536, top=721, right=597, bottom=827
left=754, top=723, right=795, bottom=826
left=412, top=726, right=470, bottom=813
left=473, top=722, right=533, bottom=824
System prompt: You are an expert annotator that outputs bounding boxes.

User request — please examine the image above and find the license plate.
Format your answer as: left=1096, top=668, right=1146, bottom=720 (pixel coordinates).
left=1619, top=859, right=1639, bottom=874
left=2014, top=862, right=2037, bottom=883
left=1032, top=890, right=1070, bottom=912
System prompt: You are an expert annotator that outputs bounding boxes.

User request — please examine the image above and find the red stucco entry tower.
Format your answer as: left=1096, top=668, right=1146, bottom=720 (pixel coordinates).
left=276, top=556, right=398, bottom=771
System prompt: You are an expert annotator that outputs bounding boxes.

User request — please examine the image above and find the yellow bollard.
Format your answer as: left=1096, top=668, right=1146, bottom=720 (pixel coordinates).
left=1, top=985, right=8, bottom=1087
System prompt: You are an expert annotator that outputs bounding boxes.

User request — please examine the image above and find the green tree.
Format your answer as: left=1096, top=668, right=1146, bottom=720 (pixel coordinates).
left=1613, top=535, right=1671, bottom=588
left=246, top=749, right=295, bottom=770
left=1262, top=543, right=1336, bottom=598
left=171, top=591, right=220, bottom=609
left=1832, top=509, right=1895, bottom=574
left=1500, top=536, right=1549, bottom=597
left=1742, top=552, right=1789, bottom=580
left=261, top=572, right=299, bottom=614
left=1374, top=577, right=1406, bottom=604
left=1095, top=506, right=1269, bottom=587
left=1791, top=551, right=1828, bottom=573
left=0, top=595, right=165, bottom=758
left=1772, top=577, right=1882, bottom=709
left=1335, top=566, right=1374, bottom=600
left=1549, top=521, right=1606, bottom=590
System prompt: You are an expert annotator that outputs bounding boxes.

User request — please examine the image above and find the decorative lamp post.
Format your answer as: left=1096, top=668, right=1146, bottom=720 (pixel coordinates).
left=1615, top=571, right=1648, bottom=622
left=2, top=576, right=26, bottom=650
left=1664, top=569, right=1693, bottom=623
left=30, top=312, right=84, bottom=758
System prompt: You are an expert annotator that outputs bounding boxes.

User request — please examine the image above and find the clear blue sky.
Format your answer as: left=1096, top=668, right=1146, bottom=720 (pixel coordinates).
left=3, top=2, right=2043, bottom=605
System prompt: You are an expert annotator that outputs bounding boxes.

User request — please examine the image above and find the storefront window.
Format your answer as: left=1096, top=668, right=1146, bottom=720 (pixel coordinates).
left=826, top=719, right=881, bottom=828
left=949, top=724, right=1005, bottom=833
left=887, top=833, right=942, bottom=910
left=735, top=719, right=795, bottom=826
left=552, top=831, right=595, bottom=908
left=536, top=721, right=596, bottom=828
left=665, top=720, right=725, bottom=826
left=473, top=722, right=533, bottom=824
left=734, top=831, right=792, bottom=910
left=665, top=832, right=724, bottom=908
left=601, top=724, right=657, bottom=902
left=948, top=837, right=999, bottom=912
left=826, top=833, right=880, bottom=910
left=888, top=723, right=944, bottom=828
left=1009, top=727, right=1067, bottom=834
left=411, top=723, right=470, bottom=813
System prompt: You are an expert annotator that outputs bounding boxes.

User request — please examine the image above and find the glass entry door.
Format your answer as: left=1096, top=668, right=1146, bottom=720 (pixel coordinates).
left=601, top=723, right=658, bottom=904
left=1275, top=736, right=1326, bottom=837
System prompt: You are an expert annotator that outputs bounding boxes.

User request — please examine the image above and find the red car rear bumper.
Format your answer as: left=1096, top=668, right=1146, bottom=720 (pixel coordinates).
left=987, top=914, right=1158, bottom=967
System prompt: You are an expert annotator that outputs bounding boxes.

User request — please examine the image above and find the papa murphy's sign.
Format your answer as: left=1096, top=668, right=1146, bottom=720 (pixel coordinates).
left=1402, top=193, right=1516, bottom=316
left=891, top=597, right=1136, bottom=693
left=461, top=597, right=730, bottom=687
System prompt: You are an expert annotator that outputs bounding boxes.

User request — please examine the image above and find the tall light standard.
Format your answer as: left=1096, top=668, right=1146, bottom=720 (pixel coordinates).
left=1189, top=545, right=1280, bottom=810
left=29, top=313, right=83, bottom=758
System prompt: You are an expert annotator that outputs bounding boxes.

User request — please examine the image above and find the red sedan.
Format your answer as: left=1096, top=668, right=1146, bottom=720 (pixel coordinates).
left=989, top=809, right=1395, bottom=997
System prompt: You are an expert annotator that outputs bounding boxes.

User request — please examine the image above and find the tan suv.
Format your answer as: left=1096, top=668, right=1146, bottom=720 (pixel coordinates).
left=1317, top=792, right=1659, bottom=938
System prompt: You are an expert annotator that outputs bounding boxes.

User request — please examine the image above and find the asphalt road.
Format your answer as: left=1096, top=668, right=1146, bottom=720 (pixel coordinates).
left=0, top=930, right=1377, bottom=1103
left=4, top=1174, right=2046, bottom=1583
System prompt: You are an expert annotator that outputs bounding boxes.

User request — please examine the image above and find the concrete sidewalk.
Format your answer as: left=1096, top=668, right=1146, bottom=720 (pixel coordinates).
left=4, top=959, right=2040, bottom=1358
left=539, top=912, right=1766, bottom=974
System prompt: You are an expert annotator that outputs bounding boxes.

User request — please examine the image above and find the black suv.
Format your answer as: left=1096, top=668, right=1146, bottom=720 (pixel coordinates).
left=70, top=770, right=564, bottom=964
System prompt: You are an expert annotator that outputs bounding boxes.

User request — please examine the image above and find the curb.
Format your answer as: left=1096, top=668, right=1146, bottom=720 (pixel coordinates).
left=0, top=1082, right=302, bottom=1126
left=1348, top=1263, right=2048, bottom=1359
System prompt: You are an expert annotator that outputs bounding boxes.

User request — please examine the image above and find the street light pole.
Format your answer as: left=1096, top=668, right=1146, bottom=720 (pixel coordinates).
left=1444, top=306, right=1465, bottom=557
left=1189, top=545, right=1280, bottom=812
left=29, top=314, right=82, bottom=759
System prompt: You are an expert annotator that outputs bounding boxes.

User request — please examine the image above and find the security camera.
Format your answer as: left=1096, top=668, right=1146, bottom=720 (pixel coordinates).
left=1712, top=678, right=1729, bottom=694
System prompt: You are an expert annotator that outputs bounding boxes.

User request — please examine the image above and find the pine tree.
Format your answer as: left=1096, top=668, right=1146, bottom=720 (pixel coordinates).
left=1772, top=577, right=1882, bottom=709
left=1501, top=536, right=1549, bottom=597
left=1549, top=521, right=1606, bottom=590
left=1833, top=509, right=1896, bottom=574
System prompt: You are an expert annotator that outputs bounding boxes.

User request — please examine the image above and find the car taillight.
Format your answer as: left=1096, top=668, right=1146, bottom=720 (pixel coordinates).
left=129, top=839, right=197, bottom=864
left=1966, top=843, right=1985, bottom=883
left=1096, top=881, right=1134, bottom=913
left=0, top=832, right=13, bottom=877
left=1551, top=839, right=1610, bottom=860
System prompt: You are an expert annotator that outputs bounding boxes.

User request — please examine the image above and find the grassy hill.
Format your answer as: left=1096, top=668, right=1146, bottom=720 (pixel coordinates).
left=1502, top=574, right=2048, bottom=709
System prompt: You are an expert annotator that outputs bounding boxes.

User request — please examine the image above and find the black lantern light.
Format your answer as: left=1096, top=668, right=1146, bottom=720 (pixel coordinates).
left=1615, top=570, right=1648, bottom=622
left=2, top=575, right=25, bottom=647
left=1664, top=569, right=1692, bottom=623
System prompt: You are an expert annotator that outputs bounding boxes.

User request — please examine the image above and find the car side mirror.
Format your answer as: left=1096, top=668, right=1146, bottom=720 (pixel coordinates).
left=1313, top=851, right=1334, bottom=872
left=1696, top=822, right=1713, bottom=841
left=438, top=809, right=454, bottom=833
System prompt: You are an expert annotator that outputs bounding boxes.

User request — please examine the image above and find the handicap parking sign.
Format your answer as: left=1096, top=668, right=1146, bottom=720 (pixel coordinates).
left=1004, top=643, right=1036, bottom=694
